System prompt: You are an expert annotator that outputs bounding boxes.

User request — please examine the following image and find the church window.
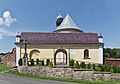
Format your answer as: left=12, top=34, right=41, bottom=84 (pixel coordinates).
left=84, top=49, right=89, bottom=59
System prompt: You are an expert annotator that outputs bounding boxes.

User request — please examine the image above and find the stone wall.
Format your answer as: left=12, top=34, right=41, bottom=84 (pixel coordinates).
left=18, top=66, right=120, bottom=81
left=0, top=48, right=16, bottom=67
left=105, top=58, right=120, bottom=67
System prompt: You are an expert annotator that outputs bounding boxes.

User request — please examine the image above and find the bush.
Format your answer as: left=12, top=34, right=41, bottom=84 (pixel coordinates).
left=86, top=63, right=92, bottom=69
left=69, top=59, right=74, bottom=67
left=110, top=66, right=118, bottom=73
left=117, top=67, right=120, bottom=73
left=103, top=65, right=110, bottom=72
left=48, top=62, right=53, bottom=67
left=41, top=60, right=44, bottom=66
left=36, top=62, right=41, bottom=66
left=46, top=59, right=50, bottom=66
left=92, top=64, right=96, bottom=71
left=97, top=64, right=104, bottom=72
left=18, top=58, right=23, bottom=66
left=36, top=59, right=39, bottom=65
left=80, top=62, right=86, bottom=69
left=31, top=59, right=34, bottom=66
left=73, top=61, right=79, bottom=69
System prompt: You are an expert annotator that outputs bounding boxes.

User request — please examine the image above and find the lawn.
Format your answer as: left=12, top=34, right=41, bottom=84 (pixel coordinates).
left=0, top=64, right=11, bottom=72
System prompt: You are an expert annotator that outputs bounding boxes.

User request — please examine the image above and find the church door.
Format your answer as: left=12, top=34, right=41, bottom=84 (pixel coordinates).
left=54, top=49, right=67, bottom=65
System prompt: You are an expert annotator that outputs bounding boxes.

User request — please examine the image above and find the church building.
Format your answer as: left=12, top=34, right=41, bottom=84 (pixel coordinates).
left=15, top=14, right=104, bottom=66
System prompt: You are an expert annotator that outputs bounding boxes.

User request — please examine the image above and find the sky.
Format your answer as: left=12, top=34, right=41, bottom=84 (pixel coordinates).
left=0, top=0, right=120, bottom=53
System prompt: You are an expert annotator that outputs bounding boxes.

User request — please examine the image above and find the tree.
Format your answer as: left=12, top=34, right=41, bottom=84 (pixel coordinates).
left=104, top=48, right=120, bottom=58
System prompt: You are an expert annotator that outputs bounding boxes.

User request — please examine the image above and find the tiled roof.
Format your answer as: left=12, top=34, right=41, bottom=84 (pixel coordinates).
left=21, top=32, right=100, bottom=45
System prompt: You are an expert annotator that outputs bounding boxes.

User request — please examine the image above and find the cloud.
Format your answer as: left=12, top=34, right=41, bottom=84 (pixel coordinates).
left=0, top=28, right=16, bottom=39
left=0, top=11, right=17, bottom=27
left=0, top=11, right=17, bottom=39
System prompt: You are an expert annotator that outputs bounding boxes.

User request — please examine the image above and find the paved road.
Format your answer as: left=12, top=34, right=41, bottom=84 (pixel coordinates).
left=0, top=73, right=79, bottom=84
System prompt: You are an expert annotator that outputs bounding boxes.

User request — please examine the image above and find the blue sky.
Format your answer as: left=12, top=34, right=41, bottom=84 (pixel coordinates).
left=0, top=0, right=120, bottom=53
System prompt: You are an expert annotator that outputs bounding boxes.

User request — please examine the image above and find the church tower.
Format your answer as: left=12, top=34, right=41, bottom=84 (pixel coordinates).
left=54, top=14, right=83, bottom=33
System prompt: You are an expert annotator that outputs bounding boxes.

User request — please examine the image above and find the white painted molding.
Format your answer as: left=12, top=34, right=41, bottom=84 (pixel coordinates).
left=99, top=46, right=103, bottom=64
left=16, top=44, right=20, bottom=66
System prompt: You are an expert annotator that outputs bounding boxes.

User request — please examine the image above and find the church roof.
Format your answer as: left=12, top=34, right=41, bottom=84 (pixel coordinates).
left=20, top=32, right=100, bottom=45
left=56, top=14, right=80, bottom=30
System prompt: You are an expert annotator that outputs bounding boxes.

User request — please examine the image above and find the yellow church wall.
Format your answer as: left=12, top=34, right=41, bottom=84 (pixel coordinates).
left=20, top=44, right=100, bottom=64
left=69, top=48, right=99, bottom=64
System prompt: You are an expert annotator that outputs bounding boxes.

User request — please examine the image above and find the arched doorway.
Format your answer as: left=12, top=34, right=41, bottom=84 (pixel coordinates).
left=29, top=50, right=40, bottom=61
left=54, top=49, right=67, bottom=65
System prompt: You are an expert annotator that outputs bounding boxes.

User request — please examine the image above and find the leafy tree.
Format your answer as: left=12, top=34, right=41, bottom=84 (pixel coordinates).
left=104, top=48, right=120, bottom=58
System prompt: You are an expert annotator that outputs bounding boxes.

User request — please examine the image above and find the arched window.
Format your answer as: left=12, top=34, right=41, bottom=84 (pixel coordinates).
left=29, top=50, right=40, bottom=61
left=84, top=49, right=89, bottom=59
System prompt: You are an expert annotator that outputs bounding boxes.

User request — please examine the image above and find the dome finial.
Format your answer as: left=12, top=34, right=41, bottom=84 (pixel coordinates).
left=57, top=8, right=62, bottom=19
left=59, top=8, right=61, bottom=15
left=56, top=9, right=63, bottom=27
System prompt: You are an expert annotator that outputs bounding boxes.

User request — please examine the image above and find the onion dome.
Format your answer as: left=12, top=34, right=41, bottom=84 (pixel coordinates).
left=56, top=14, right=63, bottom=27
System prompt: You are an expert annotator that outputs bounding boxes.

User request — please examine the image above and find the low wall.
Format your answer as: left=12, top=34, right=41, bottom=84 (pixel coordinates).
left=105, top=58, right=120, bottom=67
left=18, top=66, right=120, bottom=81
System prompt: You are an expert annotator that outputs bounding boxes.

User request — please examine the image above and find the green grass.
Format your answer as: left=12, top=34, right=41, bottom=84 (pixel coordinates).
left=0, top=64, right=11, bottom=72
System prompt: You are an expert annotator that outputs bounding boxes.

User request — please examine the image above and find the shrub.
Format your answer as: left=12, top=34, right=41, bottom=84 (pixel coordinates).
left=18, top=58, right=23, bottom=66
left=69, top=59, right=74, bottom=67
left=97, top=64, right=104, bottom=72
left=73, top=61, right=79, bottom=69
left=92, top=64, right=96, bottom=71
left=36, top=59, right=39, bottom=65
left=46, top=59, right=50, bottom=66
left=41, top=60, right=44, bottom=66
left=37, top=62, right=42, bottom=66
left=80, top=62, right=86, bottom=69
left=86, top=63, right=92, bottom=69
left=103, top=65, right=110, bottom=72
left=117, top=67, right=120, bottom=73
left=48, top=62, right=53, bottom=67
left=110, top=66, right=118, bottom=73
left=31, top=59, right=34, bottom=66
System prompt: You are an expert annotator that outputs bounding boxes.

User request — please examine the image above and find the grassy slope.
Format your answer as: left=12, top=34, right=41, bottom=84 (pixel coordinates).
left=0, top=64, right=11, bottom=72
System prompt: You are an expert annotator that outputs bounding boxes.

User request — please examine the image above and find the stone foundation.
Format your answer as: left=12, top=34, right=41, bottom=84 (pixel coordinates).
left=18, top=66, right=120, bottom=81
